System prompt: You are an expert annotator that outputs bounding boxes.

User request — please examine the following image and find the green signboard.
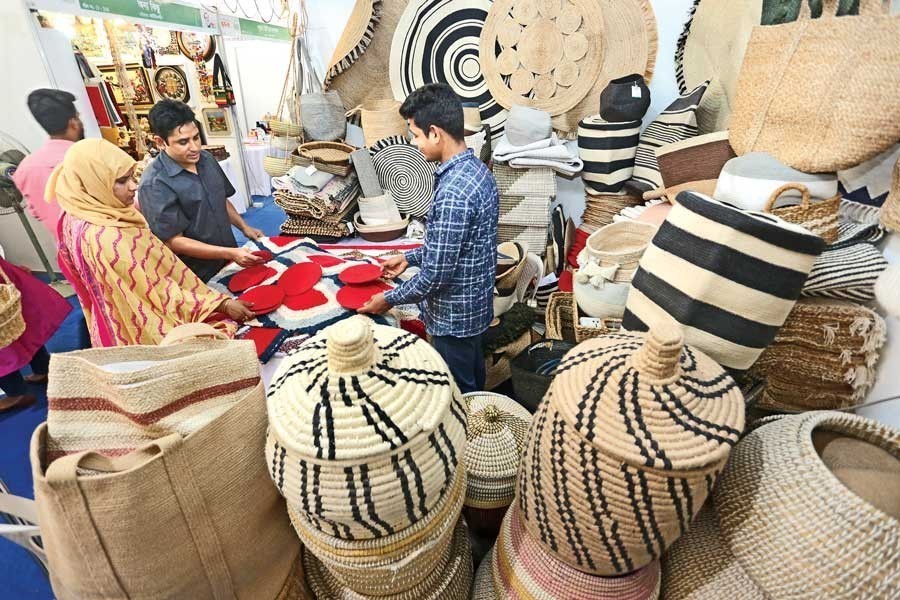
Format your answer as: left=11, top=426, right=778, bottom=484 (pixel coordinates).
left=238, top=18, right=290, bottom=41
left=78, top=0, right=203, bottom=28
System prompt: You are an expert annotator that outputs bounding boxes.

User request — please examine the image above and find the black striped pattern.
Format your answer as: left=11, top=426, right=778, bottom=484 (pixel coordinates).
left=369, top=136, right=437, bottom=218
left=324, top=0, right=383, bottom=87
left=803, top=241, right=888, bottom=301
left=674, top=0, right=703, bottom=95
left=578, top=117, right=641, bottom=194
left=629, top=82, right=708, bottom=192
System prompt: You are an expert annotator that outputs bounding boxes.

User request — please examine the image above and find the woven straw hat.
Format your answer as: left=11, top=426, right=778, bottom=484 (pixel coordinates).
left=518, top=323, right=745, bottom=575
left=493, top=505, right=661, bottom=599
left=663, top=411, right=900, bottom=599
left=288, top=466, right=466, bottom=596
left=266, top=316, right=467, bottom=540
left=325, top=0, right=380, bottom=87
left=303, top=517, right=473, bottom=600
left=463, top=392, right=533, bottom=510
left=674, top=0, right=762, bottom=133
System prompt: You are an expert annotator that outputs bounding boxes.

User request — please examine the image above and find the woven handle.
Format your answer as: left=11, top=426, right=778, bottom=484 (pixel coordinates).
left=0, top=493, right=42, bottom=558
left=45, top=434, right=183, bottom=482
left=764, top=183, right=811, bottom=212
left=160, top=323, right=229, bottom=346
left=345, top=104, right=362, bottom=119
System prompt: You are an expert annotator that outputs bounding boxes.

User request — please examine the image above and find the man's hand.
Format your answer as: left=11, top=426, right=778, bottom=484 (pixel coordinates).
left=357, top=292, right=391, bottom=315
left=220, top=299, right=255, bottom=322
left=380, top=255, right=408, bottom=280
left=242, top=226, right=264, bottom=240
left=230, top=248, right=265, bottom=267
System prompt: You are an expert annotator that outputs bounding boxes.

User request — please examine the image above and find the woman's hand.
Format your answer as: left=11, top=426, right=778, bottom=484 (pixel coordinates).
left=220, top=299, right=255, bottom=322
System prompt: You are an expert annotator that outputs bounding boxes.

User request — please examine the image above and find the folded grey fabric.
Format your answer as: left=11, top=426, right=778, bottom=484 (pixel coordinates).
left=505, top=105, right=552, bottom=146
left=351, top=148, right=383, bottom=198
left=287, top=166, right=335, bottom=192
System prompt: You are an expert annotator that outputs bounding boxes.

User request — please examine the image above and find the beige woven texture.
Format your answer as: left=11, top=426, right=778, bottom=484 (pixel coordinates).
left=303, top=517, right=473, bottom=600
left=518, top=324, right=745, bottom=575
left=32, top=368, right=303, bottom=599
left=325, top=0, right=376, bottom=86
left=464, top=392, right=533, bottom=509
left=545, top=291, right=622, bottom=343
left=493, top=505, right=662, bottom=599
left=880, top=157, right=900, bottom=231
left=750, top=299, right=886, bottom=411
left=266, top=316, right=467, bottom=539
left=764, top=183, right=840, bottom=244
left=665, top=412, right=900, bottom=599
left=728, top=0, right=900, bottom=172
left=0, top=265, right=24, bottom=348
left=576, top=220, right=657, bottom=283
left=347, top=100, right=409, bottom=148
left=582, top=190, right=644, bottom=229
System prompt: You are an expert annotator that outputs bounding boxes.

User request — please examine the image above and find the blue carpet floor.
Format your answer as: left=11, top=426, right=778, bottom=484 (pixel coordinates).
left=0, top=195, right=281, bottom=598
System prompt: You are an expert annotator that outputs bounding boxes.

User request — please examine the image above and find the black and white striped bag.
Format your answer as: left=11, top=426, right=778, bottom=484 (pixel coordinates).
left=623, top=191, right=825, bottom=371
left=577, top=117, right=641, bottom=194
left=629, top=81, right=709, bottom=192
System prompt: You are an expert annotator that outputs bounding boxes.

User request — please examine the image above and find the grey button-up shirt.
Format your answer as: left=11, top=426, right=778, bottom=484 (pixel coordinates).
left=139, top=150, right=237, bottom=281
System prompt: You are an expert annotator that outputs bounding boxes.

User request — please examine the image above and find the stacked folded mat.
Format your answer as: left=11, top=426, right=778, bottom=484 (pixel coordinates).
left=274, top=166, right=360, bottom=240
left=494, top=164, right=557, bottom=256
left=475, top=322, right=746, bottom=599
left=265, top=316, right=472, bottom=598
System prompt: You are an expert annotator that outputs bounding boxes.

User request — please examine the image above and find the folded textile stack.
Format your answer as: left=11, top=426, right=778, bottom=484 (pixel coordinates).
left=663, top=412, right=900, bottom=600
left=582, top=189, right=645, bottom=229
left=493, top=106, right=583, bottom=176
left=488, top=322, right=744, bottom=600
left=274, top=170, right=360, bottom=240
left=265, top=316, right=471, bottom=599
left=279, top=202, right=356, bottom=240
left=750, top=299, right=886, bottom=411
left=801, top=221, right=887, bottom=302
left=494, top=164, right=556, bottom=255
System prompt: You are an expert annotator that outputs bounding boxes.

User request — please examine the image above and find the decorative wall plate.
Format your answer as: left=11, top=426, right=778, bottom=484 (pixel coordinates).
left=153, top=65, right=191, bottom=103
left=177, top=31, right=216, bottom=62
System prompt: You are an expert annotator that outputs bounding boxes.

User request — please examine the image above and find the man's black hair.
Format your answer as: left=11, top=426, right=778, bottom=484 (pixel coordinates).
left=148, top=99, right=197, bottom=140
left=27, top=89, right=77, bottom=135
left=399, top=83, right=464, bottom=142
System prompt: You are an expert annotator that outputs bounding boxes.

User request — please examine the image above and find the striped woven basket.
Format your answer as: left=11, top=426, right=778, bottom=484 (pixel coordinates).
left=0, top=266, right=24, bottom=348
left=499, top=195, right=553, bottom=227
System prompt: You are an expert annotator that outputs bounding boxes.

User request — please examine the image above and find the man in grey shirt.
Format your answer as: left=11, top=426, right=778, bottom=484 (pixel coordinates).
left=139, top=99, right=264, bottom=281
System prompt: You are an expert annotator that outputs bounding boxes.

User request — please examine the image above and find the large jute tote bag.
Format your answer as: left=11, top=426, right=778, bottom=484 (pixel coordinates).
left=729, top=0, right=900, bottom=172
left=30, top=324, right=307, bottom=600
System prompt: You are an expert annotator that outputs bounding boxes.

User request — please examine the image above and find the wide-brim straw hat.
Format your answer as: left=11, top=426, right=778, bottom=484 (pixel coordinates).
left=493, top=505, right=661, bottom=599
left=642, top=131, right=736, bottom=201
left=663, top=411, right=900, bottom=599
left=266, top=316, right=467, bottom=540
left=289, top=466, right=465, bottom=596
left=518, top=323, right=745, bottom=575
left=463, top=392, right=533, bottom=510
left=674, top=0, right=762, bottom=133
left=303, top=517, right=473, bottom=600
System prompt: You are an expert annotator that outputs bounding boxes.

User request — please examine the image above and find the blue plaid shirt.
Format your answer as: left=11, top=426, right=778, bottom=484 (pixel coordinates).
left=385, top=149, right=498, bottom=337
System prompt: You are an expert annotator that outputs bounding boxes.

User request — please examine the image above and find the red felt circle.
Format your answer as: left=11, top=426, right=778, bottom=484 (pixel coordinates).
left=269, top=235, right=299, bottom=247
left=336, top=281, right=392, bottom=310
left=338, top=263, right=384, bottom=285
left=283, top=288, right=328, bottom=311
left=252, top=250, right=275, bottom=262
left=238, top=285, right=285, bottom=314
left=277, top=262, right=323, bottom=295
left=306, top=254, right=345, bottom=267
left=228, top=265, right=276, bottom=293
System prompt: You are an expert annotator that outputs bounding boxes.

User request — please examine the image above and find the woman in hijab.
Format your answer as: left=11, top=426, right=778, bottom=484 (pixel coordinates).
left=51, top=139, right=254, bottom=347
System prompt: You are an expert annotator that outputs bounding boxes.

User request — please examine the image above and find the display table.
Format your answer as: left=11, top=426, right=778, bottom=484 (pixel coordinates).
left=242, top=142, right=273, bottom=197
left=219, top=157, right=249, bottom=214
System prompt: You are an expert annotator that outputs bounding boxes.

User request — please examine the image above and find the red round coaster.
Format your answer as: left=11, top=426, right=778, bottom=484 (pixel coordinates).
left=306, top=254, right=345, bottom=267
left=336, top=282, right=391, bottom=310
left=238, top=285, right=285, bottom=314
left=228, top=265, right=276, bottom=293
left=252, top=250, right=275, bottom=262
left=338, top=263, right=384, bottom=285
left=283, top=288, right=328, bottom=311
left=277, top=262, right=323, bottom=295
left=268, top=235, right=299, bottom=247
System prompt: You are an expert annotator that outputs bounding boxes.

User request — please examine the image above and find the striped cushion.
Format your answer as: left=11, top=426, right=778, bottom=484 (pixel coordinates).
left=577, top=117, right=641, bottom=194
left=623, top=191, right=826, bottom=371
left=802, top=222, right=888, bottom=301
left=629, top=82, right=709, bottom=192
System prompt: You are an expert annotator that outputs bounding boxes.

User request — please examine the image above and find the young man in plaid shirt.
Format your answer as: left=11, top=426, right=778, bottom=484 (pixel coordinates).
left=359, top=83, right=499, bottom=393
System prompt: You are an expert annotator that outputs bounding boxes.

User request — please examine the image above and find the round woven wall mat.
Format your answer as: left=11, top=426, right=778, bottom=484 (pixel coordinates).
left=369, top=136, right=437, bottom=218
left=551, top=0, right=657, bottom=135
left=481, top=0, right=605, bottom=116
left=390, top=0, right=508, bottom=140
left=498, top=48, right=521, bottom=75
left=534, top=75, right=557, bottom=99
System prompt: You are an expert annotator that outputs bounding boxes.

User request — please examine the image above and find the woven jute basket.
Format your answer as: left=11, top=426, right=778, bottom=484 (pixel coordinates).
left=545, top=292, right=621, bottom=343
left=297, top=141, right=354, bottom=165
left=879, top=156, right=900, bottom=231
left=270, top=119, right=303, bottom=137
left=493, top=505, right=661, bottom=600
left=0, top=265, right=25, bottom=348
left=264, top=155, right=294, bottom=177
left=463, top=392, right=533, bottom=511
left=664, top=411, right=900, bottom=599
left=347, top=100, right=408, bottom=149
left=266, top=316, right=467, bottom=540
left=290, top=151, right=354, bottom=177
left=765, top=183, right=839, bottom=243
left=302, top=517, right=473, bottom=600
left=518, top=323, right=745, bottom=575
left=289, top=466, right=465, bottom=596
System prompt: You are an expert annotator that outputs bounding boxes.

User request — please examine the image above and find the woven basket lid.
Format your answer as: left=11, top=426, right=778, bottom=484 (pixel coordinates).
left=267, top=315, right=458, bottom=462
left=493, top=505, right=662, bottom=599
left=464, top=392, right=532, bottom=482
left=548, top=322, right=745, bottom=472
